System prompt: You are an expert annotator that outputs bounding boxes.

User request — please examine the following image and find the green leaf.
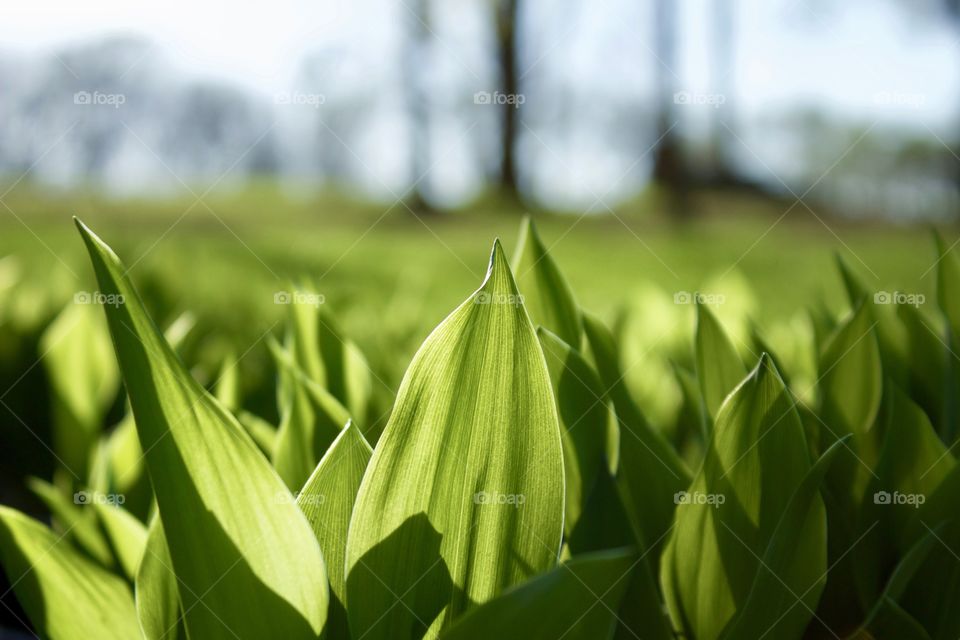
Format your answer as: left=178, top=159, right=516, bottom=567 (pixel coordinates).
left=661, top=354, right=821, bottom=640
left=936, top=233, right=960, bottom=335
left=695, top=304, right=747, bottom=423
left=316, top=307, right=373, bottom=424
left=76, top=219, right=328, bottom=639
left=857, top=385, right=954, bottom=599
left=439, top=549, right=635, bottom=640
left=718, top=436, right=848, bottom=640
left=237, top=409, right=278, bottom=457
left=857, top=526, right=939, bottom=640
left=94, top=502, right=147, bottom=581
left=214, top=349, right=241, bottom=412
left=92, top=413, right=153, bottom=522
left=40, top=302, right=120, bottom=482
left=345, top=241, right=564, bottom=639
left=936, top=233, right=960, bottom=445
left=511, top=216, right=583, bottom=347
left=297, top=421, right=372, bottom=639
left=136, top=516, right=183, bottom=640
left=819, top=300, right=882, bottom=439
left=582, top=311, right=690, bottom=561
left=284, top=283, right=326, bottom=387
left=271, top=338, right=353, bottom=490
left=0, top=506, right=140, bottom=639
left=538, top=327, right=616, bottom=537
left=27, top=477, right=113, bottom=567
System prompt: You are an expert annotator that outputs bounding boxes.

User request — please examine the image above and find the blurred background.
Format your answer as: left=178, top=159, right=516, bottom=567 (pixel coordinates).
left=1, top=0, right=960, bottom=632
left=2, top=0, right=960, bottom=215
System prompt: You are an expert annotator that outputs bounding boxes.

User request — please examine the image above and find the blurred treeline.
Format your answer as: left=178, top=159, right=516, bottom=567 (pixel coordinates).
left=1, top=0, right=959, bottom=219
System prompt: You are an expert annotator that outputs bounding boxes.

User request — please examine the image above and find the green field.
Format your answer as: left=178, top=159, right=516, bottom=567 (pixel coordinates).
left=0, top=183, right=944, bottom=344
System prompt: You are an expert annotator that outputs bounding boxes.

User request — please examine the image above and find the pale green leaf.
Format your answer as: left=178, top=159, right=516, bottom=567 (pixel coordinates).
left=27, top=477, right=113, bottom=567
left=511, top=216, right=582, bottom=347
left=538, top=327, right=616, bottom=537
left=76, top=219, right=328, bottom=639
left=317, top=307, right=373, bottom=424
left=94, top=502, right=147, bottom=581
left=297, top=421, right=372, bottom=639
left=819, top=301, right=882, bottom=439
left=40, top=302, right=119, bottom=482
left=0, top=506, right=140, bottom=639
left=719, top=436, right=847, bottom=640
left=136, top=516, right=183, bottom=640
left=214, top=349, right=241, bottom=412
left=271, top=338, right=353, bottom=490
left=582, top=311, right=689, bottom=561
left=345, top=240, right=564, bottom=639
left=661, top=354, right=820, bottom=640
left=695, top=304, right=746, bottom=422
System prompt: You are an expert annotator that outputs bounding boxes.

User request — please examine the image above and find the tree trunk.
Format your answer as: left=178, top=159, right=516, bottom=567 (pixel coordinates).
left=404, top=0, right=433, bottom=213
left=497, top=0, right=522, bottom=205
left=651, top=0, right=690, bottom=218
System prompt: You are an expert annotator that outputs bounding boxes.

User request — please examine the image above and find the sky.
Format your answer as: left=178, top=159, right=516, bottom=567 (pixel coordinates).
left=2, top=0, right=957, bottom=118
left=1, top=0, right=958, bottom=209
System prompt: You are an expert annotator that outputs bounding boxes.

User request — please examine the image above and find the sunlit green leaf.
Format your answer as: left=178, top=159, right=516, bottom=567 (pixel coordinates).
left=76, top=219, right=329, bottom=639
left=136, top=516, right=182, bottom=640
left=0, top=506, right=140, bottom=639
left=582, top=311, right=689, bottom=562
left=511, top=216, right=583, bottom=348
left=94, top=502, right=147, bottom=581
left=661, top=354, right=821, bottom=640
left=345, top=241, right=564, bottom=639
left=695, top=304, right=746, bottom=423
left=537, top=327, right=615, bottom=537
left=40, top=302, right=119, bottom=483
left=719, top=436, right=847, bottom=640
left=297, top=421, right=372, bottom=639
left=271, top=338, right=353, bottom=490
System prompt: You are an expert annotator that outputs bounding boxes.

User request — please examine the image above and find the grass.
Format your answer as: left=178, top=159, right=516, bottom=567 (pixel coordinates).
left=0, top=183, right=943, bottom=344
